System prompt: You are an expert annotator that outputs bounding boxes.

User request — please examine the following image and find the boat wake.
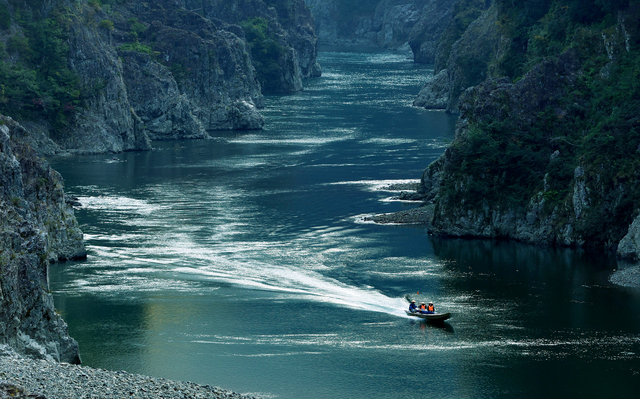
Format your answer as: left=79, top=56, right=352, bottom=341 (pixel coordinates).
left=174, top=259, right=408, bottom=318
left=63, top=193, right=408, bottom=318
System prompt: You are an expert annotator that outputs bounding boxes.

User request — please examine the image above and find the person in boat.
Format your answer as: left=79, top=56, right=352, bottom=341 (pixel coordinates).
left=409, top=300, right=417, bottom=313
left=426, top=302, right=435, bottom=314
left=419, top=302, right=427, bottom=312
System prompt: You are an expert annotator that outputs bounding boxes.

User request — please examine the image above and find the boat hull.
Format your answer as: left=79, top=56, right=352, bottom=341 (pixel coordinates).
left=405, top=310, right=451, bottom=322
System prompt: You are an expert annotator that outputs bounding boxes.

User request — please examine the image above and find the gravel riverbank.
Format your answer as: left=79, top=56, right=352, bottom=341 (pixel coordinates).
left=0, top=347, right=256, bottom=399
left=609, top=265, right=640, bottom=288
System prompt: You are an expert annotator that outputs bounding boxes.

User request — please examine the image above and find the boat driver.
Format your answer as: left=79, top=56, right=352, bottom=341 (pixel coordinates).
left=409, top=300, right=417, bottom=313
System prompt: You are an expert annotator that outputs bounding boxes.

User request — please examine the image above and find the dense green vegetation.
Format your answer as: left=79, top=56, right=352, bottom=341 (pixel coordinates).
left=439, top=0, right=640, bottom=246
left=0, top=4, right=81, bottom=135
left=240, top=16, right=285, bottom=92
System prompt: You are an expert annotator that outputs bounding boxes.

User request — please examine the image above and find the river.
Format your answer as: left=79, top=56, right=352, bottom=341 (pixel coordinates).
left=49, top=48, right=640, bottom=398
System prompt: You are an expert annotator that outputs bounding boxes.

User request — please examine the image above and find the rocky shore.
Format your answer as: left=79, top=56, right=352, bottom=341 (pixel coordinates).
left=0, top=347, right=255, bottom=399
left=367, top=184, right=640, bottom=289
left=364, top=205, right=434, bottom=225
left=609, top=266, right=640, bottom=289
left=363, top=182, right=433, bottom=225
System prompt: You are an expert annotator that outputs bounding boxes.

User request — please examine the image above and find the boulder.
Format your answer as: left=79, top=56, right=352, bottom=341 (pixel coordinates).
left=618, top=216, right=640, bottom=261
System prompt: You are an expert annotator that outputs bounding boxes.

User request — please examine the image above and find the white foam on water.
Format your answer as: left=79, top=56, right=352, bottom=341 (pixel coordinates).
left=171, top=258, right=408, bottom=318
left=79, top=195, right=167, bottom=215
left=67, top=187, right=416, bottom=320
left=327, top=179, right=420, bottom=192
left=72, top=219, right=409, bottom=318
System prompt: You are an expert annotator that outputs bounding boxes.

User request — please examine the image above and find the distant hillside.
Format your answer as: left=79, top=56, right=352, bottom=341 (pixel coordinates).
left=304, top=0, right=456, bottom=62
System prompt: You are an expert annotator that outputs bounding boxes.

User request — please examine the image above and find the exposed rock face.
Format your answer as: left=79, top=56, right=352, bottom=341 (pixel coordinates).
left=413, top=3, right=500, bottom=112
left=412, top=68, right=448, bottom=109
left=305, top=0, right=452, bottom=51
left=271, top=0, right=323, bottom=79
left=420, top=50, right=586, bottom=245
left=0, top=115, right=83, bottom=364
left=618, top=215, right=640, bottom=261
left=119, top=52, right=206, bottom=141
left=419, top=51, right=588, bottom=245
left=407, top=0, right=457, bottom=63
left=199, top=0, right=321, bottom=92
left=412, top=0, right=640, bottom=250
left=106, top=0, right=267, bottom=133
left=442, top=4, right=501, bottom=111
left=61, top=19, right=152, bottom=154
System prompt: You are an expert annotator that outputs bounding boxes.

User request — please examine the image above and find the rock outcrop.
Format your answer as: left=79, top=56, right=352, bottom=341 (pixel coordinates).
left=199, top=0, right=321, bottom=91
left=63, top=18, right=153, bottom=154
left=111, top=2, right=266, bottom=133
left=618, top=215, right=640, bottom=261
left=417, top=49, right=588, bottom=245
left=407, top=0, right=457, bottom=63
left=0, top=115, right=84, bottom=364
left=413, top=2, right=498, bottom=112
left=412, top=68, right=448, bottom=109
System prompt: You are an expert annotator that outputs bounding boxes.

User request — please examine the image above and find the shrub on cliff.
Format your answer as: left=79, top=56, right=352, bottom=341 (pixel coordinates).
left=240, top=16, right=286, bottom=92
left=0, top=5, right=82, bottom=137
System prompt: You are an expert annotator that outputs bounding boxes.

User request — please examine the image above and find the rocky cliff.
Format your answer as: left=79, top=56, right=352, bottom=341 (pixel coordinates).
left=413, top=1, right=640, bottom=259
left=407, top=0, right=458, bottom=63
left=0, top=115, right=84, bottom=364
left=413, top=0, right=493, bottom=110
left=0, top=0, right=320, bottom=155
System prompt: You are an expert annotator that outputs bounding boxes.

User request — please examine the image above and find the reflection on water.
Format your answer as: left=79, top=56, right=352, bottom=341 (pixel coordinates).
left=49, top=49, right=640, bottom=399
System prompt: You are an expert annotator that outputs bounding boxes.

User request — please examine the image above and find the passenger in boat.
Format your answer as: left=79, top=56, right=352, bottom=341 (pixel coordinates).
left=427, top=302, right=435, bottom=314
left=419, top=302, right=427, bottom=311
left=409, top=300, right=417, bottom=313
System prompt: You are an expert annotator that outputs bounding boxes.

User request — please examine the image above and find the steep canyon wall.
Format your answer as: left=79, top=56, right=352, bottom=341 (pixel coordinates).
left=0, top=115, right=84, bottom=363
left=305, top=0, right=456, bottom=61
left=414, top=0, right=640, bottom=259
left=0, top=0, right=319, bottom=362
left=0, top=0, right=320, bottom=155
